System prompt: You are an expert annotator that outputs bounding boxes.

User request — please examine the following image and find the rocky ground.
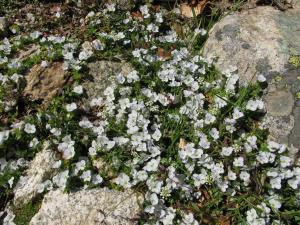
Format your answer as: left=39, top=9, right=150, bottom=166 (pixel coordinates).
left=0, top=0, right=300, bottom=225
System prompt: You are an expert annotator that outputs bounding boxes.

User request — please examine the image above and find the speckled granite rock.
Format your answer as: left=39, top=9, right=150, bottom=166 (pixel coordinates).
left=203, top=4, right=300, bottom=84
left=13, top=143, right=58, bottom=206
left=30, top=188, right=144, bottom=225
left=203, top=4, right=300, bottom=161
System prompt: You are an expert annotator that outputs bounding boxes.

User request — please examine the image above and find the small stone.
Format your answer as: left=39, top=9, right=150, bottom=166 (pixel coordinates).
left=29, top=188, right=144, bottom=225
left=24, top=62, right=70, bottom=102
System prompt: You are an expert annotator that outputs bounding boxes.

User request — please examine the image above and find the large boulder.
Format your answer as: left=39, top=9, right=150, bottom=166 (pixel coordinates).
left=203, top=4, right=300, bottom=156
left=203, top=4, right=300, bottom=84
left=30, top=188, right=144, bottom=225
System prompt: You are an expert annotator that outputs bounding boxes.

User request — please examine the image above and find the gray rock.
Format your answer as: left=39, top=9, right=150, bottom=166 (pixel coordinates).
left=0, top=17, right=8, bottom=37
left=203, top=4, right=300, bottom=159
left=83, top=60, right=132, bottom=102
left=13, top=143, right=58, bottom=206
left=263, top=68, right=300, bottom=156
left=203, top=4, right=300, bottom=84
left=30, top=188, right=144, bottom=225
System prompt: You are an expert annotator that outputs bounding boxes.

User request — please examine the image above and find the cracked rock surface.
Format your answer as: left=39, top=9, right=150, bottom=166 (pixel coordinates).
left=13, top=143, right=58, bottom=206
left=29, top=188, right=144, bottom=225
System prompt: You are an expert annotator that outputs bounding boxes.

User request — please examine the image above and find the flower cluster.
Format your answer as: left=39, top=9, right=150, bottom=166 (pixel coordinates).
left=0, top=3, right=299, bottom=225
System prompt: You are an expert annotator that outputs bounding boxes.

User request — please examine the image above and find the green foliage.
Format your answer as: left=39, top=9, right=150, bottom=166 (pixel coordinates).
left=12, top=199, right=42, bottom=225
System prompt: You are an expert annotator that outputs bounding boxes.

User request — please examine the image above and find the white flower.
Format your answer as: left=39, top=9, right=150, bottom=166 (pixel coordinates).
left=144, top=158, right=160, bottom=172
left=0, top=130, right=9, bottom=145
left=92, top=39, right=104, bottom=50
left=106, top=3, right=116, bottom=12
left=270, top=177, right=281, bottom=189
left=140, top=5, right=150, bottom=18
left=79, top=118, right=93, bottom=128
left=24, top=123, right=36, bottom=134
left=8, top=177, right=14, bottom=188
left=73, top=85, right=83, bottom=94
left=228, top=170, right=237, bottom=180
left=182, top=212, right=199, bottom=225
left=195, top=28, right=207, bottom=36
left=116, top=73, right=126, bottom=84
left=209, top=128, right=219, bottom=140
left=50, top=128, right=62, bottom=137
left=256, top=151, right=275, bottom=164
left=66, top=103, right=77, bottom=112
left=80, top=170, right=91, bottom=182
left=55, top=12, right=61, bottom=18
left=74, top=160, right=86, bottom=175
left=53, top=170, right=69, bottom=188
left=62, top=146, right=75, bottom=160
left=204, top=113, right=216, bottom=124
left=268, top=195, right=281, bottom=209
left=90, top=97, right=103, bottom=107
left=78, top=50, right=93, bottom=61
left=156, top=13, right=163, bottom=23
left=239, top=171, right=250, bottom=183
left=29, top=138, right=39, bottom=148
left=280, top=156, right=291, bottom=168
left=149, top=193, right=159, bottom=205
left=30, top=31, right=41, bottom=39
left=41, top=60, right=48, bottom=67
left=199, top=136, right=210, bottom=149
left=52, top=160, right=62, bottom=169
left=247, top=135, right=257, bottom=148
left=257, top=74, right=266, bottom=82
left=136, top=170, right=148, bottom=182
left=114, top=173, right=131, bottom=188
left=226, top=74, right=239, bottom=91
left=233, top=157, right=244, bottom=167
left=287, top=178, right=299, bottom=190
left=246, top=208, right=258, bottom=223
left=92, top=174, right=103, bottom=185
left=192, top=173, right=208, bottom=187
left=232, top=108, right=244, bottom=120
left=215, top=96, right=227, bottom=108
left=221, top=146, right=234, bottom=156
left=152, top=129, right=162, bottom=141
left=246, top=99, right=264, bottom=111
left=160, top=207, right=176, bottom=225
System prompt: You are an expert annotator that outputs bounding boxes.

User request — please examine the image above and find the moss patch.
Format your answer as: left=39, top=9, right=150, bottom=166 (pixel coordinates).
left=289, top=55, right=300, bottom=67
